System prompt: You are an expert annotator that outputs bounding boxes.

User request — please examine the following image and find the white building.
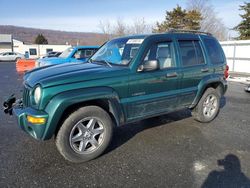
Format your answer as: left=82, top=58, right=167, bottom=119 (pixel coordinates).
left=0, top=34, right=13, bottom=53
left=13, top=39, right=71, bottom=59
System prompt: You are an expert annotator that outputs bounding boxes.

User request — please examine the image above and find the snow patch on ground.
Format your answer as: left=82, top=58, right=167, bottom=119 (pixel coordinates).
left=228, top=76, right=250, bottom=84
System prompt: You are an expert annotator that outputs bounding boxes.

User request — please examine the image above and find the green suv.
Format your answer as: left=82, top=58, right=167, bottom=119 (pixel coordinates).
left=4, top=30, right=228, bottom=163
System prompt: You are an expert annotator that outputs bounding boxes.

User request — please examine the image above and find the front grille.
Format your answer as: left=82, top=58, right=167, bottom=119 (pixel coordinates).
left=23, top=86, right=31, bottom=107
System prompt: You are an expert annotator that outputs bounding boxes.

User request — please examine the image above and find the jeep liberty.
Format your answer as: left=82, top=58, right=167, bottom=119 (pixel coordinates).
left=3, top=30, right=228, bottom=163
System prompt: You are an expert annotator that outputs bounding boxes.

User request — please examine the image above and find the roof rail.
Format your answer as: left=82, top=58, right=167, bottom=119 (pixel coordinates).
left=167, top=29, right=212, bottom=36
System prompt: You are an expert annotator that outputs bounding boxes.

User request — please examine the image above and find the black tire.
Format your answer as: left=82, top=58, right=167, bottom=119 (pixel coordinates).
left=192, top=88, right=221, bottom=123
left=56, top=106, right=113, bottom=163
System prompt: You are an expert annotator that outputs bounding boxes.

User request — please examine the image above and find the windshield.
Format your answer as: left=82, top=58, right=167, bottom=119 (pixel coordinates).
left=59, top=47, right=73, bottom=58
left=90, top=37, right=145, bottom=65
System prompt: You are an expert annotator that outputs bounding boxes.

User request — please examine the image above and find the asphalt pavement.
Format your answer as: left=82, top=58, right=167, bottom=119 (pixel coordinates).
left=0, top=62, right=250, bottom=187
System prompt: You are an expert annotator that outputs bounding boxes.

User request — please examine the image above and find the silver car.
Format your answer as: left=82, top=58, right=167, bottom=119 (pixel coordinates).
left=0, top=52, right=24, bottom=61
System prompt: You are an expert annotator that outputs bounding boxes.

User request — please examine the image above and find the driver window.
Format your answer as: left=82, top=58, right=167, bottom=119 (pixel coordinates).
left=143, top=41, right=175, bottom=70
left=74, top=49, right=84, bottom=59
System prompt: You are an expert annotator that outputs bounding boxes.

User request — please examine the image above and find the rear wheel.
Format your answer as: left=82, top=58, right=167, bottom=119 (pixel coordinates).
left=192, top=88, right=220, bottom=123
left=56, top=106, right=113, bottom=163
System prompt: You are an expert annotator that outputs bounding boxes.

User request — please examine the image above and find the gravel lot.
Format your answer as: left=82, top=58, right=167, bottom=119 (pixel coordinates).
left=0, top=62, right=250, bottom=187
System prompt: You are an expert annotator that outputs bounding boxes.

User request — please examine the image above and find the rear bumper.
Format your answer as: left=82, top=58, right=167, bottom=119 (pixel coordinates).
left=13, top=106, right=48, bottom=140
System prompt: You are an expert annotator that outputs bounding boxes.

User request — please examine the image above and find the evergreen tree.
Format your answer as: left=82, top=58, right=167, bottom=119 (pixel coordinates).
left=153, top=5, right=202, bottom=32
left=185, top=10, right=202, bottom=30
left=235, top=2, right=250, bottom=40
left=34, top=34, right=48, bottom=44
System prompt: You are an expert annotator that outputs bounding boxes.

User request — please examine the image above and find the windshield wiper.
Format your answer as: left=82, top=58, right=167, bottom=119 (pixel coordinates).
left=103, top=60, right=112, bottom=67
left=92, top=60, right=112, bottom=67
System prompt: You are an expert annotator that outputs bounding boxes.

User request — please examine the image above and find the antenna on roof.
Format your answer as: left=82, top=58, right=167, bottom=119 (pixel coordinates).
left=167, top=28, right=212, bottom=36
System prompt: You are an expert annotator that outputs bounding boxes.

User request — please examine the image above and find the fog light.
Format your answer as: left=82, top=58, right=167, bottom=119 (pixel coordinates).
left=27, top=115, right=46, bottom=124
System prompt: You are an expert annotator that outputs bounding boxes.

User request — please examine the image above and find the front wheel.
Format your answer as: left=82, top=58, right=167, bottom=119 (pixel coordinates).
left=56, top=106, right=113, bottom=163
left=192, top=88, right=221, bottom=123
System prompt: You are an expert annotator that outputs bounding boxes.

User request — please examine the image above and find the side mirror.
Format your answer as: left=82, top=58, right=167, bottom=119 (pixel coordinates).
left=138, top=60, right=159, bottom=72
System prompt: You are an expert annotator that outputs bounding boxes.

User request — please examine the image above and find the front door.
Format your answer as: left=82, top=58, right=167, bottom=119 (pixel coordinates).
left=126, top=40, right=181, bottom=121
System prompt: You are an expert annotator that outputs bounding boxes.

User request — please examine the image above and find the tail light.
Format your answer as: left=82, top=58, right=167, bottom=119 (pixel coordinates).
left=224, top=65, right=229, bottom=79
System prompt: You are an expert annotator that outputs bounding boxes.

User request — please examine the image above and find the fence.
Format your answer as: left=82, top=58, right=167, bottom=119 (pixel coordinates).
left=220, top=40, right=250, bottom=74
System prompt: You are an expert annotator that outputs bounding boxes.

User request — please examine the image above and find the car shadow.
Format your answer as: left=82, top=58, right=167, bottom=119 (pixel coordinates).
left=105, top=109, right=192, bottom=154
left=201, top=154, right=250, bottom=188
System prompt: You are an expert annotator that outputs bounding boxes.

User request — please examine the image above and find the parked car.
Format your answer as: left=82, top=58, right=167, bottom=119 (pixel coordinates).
left=40, top=51, right=62, bottom=59
left=4, top=30, right=228, bottom=163
left=35, top=46, right=99, bottom=67
left=245, top=85, right=250, bottom=92
left=0, top=52, right=24, bottom=61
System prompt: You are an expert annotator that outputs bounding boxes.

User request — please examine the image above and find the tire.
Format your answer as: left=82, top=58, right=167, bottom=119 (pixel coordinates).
left=15, top=57, right=21, bottom=62
left=192, top=88, right=221, bottom=123
left=56, top=106, right=113, bottom=163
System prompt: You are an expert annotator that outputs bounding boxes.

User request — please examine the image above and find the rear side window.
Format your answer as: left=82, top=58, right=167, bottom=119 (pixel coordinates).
left=203, top=38, right=224, bottom=64
left=179, top=40, right=205, bottom=67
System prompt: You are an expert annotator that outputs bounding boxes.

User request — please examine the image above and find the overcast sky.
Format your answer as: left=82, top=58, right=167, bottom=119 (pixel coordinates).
left=0, top=0, right=244, bottom=36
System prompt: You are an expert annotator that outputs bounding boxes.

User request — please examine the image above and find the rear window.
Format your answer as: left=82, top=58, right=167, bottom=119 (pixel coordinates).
left=203, top=38, right=224, bottom=64
left=178, top=40, right=205, bottom=67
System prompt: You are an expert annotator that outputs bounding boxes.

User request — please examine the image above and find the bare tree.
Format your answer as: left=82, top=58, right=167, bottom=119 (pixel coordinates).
left=99, top=17, right=152, bottom=39
left=98, top=20, right=113, bottom=42
left=186, top=0, right=228, bottom=40
left=114, top=18, right=127, bottom=37
left=131, top=18, right=151, bottom=34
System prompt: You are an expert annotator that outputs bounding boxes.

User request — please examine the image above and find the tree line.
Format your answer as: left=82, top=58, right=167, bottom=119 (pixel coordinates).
left=99, top=1, right=249, bottom=41
left=35, top=1, right=249, bottom=44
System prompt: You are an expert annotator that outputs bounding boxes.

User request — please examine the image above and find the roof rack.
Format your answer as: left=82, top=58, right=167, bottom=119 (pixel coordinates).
left=167, top=29, right=212, bottom=36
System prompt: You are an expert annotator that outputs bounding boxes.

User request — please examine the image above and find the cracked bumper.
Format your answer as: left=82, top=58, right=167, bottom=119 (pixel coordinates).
left=13, top=106, right=49, bottom=140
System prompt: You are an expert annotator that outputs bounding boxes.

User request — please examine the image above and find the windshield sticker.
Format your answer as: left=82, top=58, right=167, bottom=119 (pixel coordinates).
left=127, top=39, right=144, bottom=44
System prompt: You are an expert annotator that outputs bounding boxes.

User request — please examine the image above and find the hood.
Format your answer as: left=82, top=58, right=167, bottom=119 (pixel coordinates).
left=38, top=57, right=68, bottom=65
left=24, top=62, right=130, bottom=88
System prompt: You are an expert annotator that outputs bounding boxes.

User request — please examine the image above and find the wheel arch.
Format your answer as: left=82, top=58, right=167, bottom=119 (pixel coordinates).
left=190, top=75, right=227, bottom=109
left=42, top=87, right=125, bottom=140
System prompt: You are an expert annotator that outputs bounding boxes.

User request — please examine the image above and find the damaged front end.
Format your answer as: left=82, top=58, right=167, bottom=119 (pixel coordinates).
left=3, top=94, right=22, bottom=115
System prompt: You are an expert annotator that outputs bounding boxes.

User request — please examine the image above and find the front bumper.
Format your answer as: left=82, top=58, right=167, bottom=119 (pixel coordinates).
left=13, top=107, right=48, bottom=140
left=3, top=97, right=48, bottom=140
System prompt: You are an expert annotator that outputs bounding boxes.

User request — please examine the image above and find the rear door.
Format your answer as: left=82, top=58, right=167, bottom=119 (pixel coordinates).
left=177, top=37, right=210, bottom=107
left=127, top=39, right=181, bottom=121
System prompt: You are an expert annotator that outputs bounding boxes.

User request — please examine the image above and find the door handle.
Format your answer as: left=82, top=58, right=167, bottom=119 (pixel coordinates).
left=166, top=72, right=178, bottom=78
left=201, top=68, right=209, bottom=73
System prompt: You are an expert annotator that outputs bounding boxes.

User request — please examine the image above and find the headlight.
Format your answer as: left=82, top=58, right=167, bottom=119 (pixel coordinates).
left=34, top=86, right=42, bottom=104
